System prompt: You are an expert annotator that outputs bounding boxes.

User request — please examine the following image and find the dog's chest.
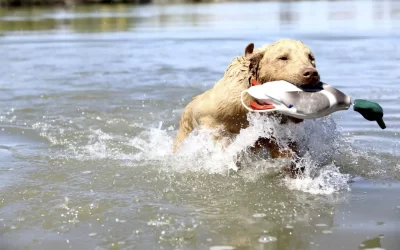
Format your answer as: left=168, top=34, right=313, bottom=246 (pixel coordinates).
left=220, top=113, right=250, bottom=134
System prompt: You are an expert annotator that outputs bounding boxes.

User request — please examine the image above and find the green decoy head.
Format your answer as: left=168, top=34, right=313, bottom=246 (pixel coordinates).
left=353, top=99, right=386, bottom=129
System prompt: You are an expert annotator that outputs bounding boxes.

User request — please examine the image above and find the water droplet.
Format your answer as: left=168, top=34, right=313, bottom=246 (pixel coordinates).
left=89, top=233, right=97, bottom=237
left=322, top=230, right=332, bottom=234
left=315, top=224, right=327, bottom=227
left=259, top=236, right=277, bottom=243
left=252, top=213, right=266, bottom=218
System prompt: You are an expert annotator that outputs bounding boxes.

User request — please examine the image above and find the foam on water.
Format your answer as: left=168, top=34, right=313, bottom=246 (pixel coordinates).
left=258, top=236, right=277, bottom=243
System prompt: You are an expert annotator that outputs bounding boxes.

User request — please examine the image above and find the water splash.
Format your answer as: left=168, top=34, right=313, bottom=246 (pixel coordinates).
left=165, top=113, right=352, bottom=194
left=32, top=111, right=389, bottom=195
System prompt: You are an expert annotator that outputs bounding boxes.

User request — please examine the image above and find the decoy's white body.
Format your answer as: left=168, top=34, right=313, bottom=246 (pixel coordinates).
left=241, top=80, right=352, bottom=119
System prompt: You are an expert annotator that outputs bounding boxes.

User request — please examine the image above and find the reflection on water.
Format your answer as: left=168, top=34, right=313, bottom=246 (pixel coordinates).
left=0, top=1, right=400, bottom=34
left=70, top=5, right=134, bottom=32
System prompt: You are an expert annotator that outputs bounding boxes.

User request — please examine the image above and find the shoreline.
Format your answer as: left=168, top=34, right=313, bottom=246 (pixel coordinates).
left=1, top=0, right=228, bottom=8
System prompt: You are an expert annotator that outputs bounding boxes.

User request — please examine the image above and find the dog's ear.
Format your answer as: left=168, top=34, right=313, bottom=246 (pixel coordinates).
left=249, top=51, right=264, bottom=77
left=244, top=43, right=254, bottom=58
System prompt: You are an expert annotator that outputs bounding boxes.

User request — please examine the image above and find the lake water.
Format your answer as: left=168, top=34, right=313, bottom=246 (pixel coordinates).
left=1, top=1, right=400, bottom=249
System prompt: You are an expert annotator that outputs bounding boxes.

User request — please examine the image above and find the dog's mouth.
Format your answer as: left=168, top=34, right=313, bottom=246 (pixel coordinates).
left=247, top=80, right=323, bottom=111
left=259, top=79, right=322, bottom=90
left=298, top=81, right=323, bottom=91
left=283, top=81, right=323, bottom=92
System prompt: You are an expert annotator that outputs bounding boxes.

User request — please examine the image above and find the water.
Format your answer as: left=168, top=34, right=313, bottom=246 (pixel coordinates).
left=1, top=1, right=400, bottom=249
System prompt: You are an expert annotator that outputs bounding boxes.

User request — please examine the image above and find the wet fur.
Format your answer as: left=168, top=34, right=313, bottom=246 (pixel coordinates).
left=173, top=39, right=319, bottom=176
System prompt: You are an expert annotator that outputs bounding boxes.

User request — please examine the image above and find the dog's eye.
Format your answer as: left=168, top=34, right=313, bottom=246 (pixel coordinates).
left=278, top=56, right=288, bottom=61
left=309, top=54, right=315, bottom=61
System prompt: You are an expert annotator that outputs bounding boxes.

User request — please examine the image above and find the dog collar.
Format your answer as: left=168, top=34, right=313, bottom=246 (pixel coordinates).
left=250, top=77, right=261, bottom=86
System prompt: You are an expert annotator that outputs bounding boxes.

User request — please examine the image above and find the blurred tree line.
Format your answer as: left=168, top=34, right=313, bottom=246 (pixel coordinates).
left=0, top=0, right=222, bottom=8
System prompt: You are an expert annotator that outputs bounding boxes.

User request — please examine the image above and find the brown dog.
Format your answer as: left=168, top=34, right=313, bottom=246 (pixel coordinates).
left=173, top=39, right=320, bottom=176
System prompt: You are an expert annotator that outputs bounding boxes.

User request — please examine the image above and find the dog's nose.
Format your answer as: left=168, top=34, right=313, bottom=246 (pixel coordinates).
left=302, top=67, right=320, bottom=85
left=302, top=67, right=319, bottom=79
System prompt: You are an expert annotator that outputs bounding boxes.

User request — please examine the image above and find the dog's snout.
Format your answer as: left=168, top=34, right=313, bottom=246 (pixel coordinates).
left=302, top=67, right=319, bottom=79
left=302, top=67, right=320, bottom=84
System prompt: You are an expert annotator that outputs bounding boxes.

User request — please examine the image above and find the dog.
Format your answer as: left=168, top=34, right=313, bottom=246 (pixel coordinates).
left=173, top=39, right=320, bottom=177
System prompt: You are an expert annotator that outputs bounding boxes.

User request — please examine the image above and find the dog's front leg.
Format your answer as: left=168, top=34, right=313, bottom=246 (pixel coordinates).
left=251, top=137, right=303, bottom=178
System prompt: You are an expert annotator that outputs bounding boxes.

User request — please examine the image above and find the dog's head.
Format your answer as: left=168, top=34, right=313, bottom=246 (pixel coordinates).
left=245, top=39, right=320, bottom=88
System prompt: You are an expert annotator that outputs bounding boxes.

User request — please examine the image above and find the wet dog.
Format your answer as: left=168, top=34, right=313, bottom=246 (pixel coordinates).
left=173, top=39, right=320, bottom=177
